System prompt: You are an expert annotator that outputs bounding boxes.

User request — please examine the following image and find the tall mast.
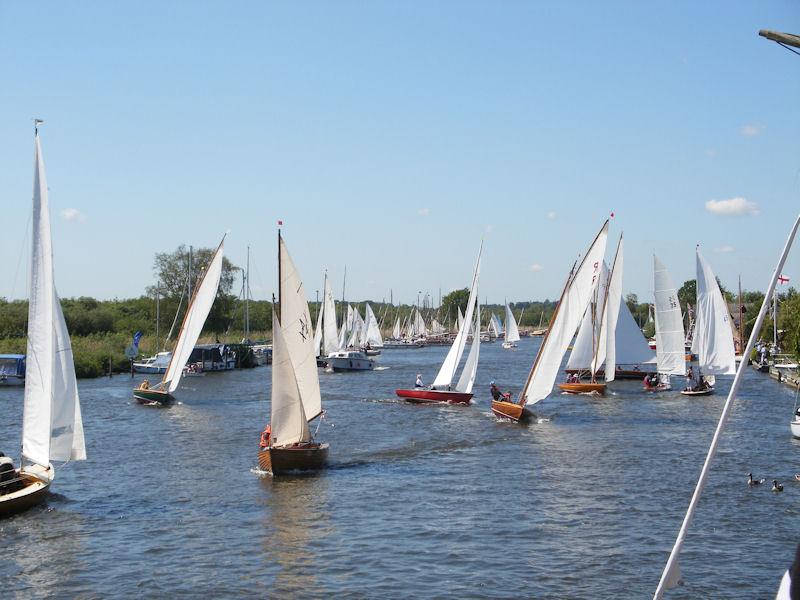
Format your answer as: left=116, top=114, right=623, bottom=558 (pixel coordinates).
left=245, top=245, right=251, bottom=340
left=340, top=265, right=347, bottom=333
left=155, top=281, right=160, bottom=348
left=188, top=245, right=193, bottom=300
left=738, top=275, right=743, bottom=355
left=277, top=229, right=282, bottom=323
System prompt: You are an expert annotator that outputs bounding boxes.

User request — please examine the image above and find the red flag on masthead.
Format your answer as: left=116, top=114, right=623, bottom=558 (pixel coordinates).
left=778, top=274, right=790, bottom=284
left=277, top=220, right=283, bottom=226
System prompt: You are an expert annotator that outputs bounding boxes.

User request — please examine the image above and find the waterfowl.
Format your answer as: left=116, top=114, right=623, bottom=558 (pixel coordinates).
left=748, top=473, right=765, bottom=486
left=773, top=480, right=784, bottom=492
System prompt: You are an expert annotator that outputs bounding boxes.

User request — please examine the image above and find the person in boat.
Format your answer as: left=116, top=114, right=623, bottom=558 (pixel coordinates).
left=490, top=381, right=502, bottom=401
left=0, top=453, right=20, bottom=493
left=645, top=373, right=659, bottom=388
left=415, top=374, right=424, bottom=388
left=140, top=379, right=150, bottom=390
left=259, top=425, right=271, bottom=449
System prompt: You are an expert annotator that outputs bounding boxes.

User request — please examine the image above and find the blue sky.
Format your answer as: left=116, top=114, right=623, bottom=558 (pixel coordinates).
left=1, top=1, right=798, bottom=306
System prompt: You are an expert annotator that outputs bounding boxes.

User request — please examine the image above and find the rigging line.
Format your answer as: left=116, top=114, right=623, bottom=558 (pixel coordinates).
left=10, top=213, right=32, bottom=301
left=777, top=41, right=800, bottom=56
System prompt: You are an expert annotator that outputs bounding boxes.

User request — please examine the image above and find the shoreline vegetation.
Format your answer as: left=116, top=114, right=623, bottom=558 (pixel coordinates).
left=1, top=246, right=796, bottom=379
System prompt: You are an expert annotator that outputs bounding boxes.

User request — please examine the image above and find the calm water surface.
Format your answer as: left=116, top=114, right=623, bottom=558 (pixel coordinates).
left=1, top=337, right=798, bottom=598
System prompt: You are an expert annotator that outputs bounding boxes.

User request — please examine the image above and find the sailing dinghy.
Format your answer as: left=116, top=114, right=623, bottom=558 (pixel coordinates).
left=680, top=248, right=736, bottom=396
left=396, top=242, right=482, bottom=405
left=493, top=221, right=608, bottom=421
left=134, top=236, right=225, bottom=404
left=502, top=303, right=520, bottom=349
left=258, top=230, right=328, bottom=475
left=1, top=125, right=86, bottom=518
left=644, top=255, right=686, bottom=392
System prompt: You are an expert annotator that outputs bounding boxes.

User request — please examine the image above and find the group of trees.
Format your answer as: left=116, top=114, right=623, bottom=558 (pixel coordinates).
left=1, top=243, right=800, bottom=377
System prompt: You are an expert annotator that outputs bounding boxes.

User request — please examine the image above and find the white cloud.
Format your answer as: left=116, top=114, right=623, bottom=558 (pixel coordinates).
left=714, top=245, right=735, bottom=253
left=546, top=211, right=557, bottom=220
left=418, top=208, right=430, bottom=216
left=741, top=124, right=764, bottom=137
left=61, top=208, right=86, bottom=222
left=529, top=263, right=543, bottom=273
left=705, top=197, right=760, bottom=217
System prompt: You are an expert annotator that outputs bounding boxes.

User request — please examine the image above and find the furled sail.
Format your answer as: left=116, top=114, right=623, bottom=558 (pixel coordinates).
left=23, top=131, right=86, bottom=467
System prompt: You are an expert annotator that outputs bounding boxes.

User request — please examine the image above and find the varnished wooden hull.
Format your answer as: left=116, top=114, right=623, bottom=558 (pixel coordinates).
left=490, top=400, right=533, bottom=423
left=257, top=443, right=329, bottom=475
left=0, top=469, right=52, bottom=519
left=133, top=387, right=174, bottom=405
left=395, top=389, right=473, bottom=405
left=557, top=382, right=606, bottom=395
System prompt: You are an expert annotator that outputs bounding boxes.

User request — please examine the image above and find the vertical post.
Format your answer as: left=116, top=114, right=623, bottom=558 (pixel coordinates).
left=155, top=281, right=160, bottom=349
left=774, top=293, right=778, bottom=346
left=245, top=245, right=251, bottom=341
left=130, top=358, right=134, bottom=379
left=188, top=246, right=193, bottom=301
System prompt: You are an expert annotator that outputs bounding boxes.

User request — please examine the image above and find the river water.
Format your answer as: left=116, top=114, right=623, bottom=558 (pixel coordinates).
left=1, top=336, right=797, bottom=598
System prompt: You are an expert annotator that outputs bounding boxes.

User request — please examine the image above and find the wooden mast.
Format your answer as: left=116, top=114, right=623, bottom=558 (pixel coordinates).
left=517, top=219, right=609, bottom=407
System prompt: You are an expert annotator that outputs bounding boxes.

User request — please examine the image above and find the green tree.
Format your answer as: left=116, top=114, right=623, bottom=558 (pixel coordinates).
left=147, top=244, right=237, bottom=300
left=441, top=289, right=470, bottom=324
left=678, top=280, right=697, bottom=310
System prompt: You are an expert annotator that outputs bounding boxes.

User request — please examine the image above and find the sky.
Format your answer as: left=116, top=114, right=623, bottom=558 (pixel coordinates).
left=1, top=1, right=799, bottom=306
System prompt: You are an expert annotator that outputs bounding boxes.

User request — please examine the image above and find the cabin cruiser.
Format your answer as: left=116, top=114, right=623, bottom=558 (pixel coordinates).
left=326, top=350, right=375, bottom=372
left=132, top=351, right=172, bottom=374
left=0, top=355, right=25, bottom=386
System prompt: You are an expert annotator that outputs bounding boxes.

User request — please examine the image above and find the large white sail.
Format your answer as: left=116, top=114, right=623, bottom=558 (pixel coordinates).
left=312, top=280, right=324, bottom=358
left=653, top=255, right=686, bottom=375
left=505, top=303, right=520, bottom=343
left=614, top=299, right=656, bottom=365
left=599, top=238, right=623, bottom=382
left=455, top=305, right=481, bottom=394
left=269, top=312, right=310, bottom=447
left=457, top=306, right=464, bottom=330
left=521, top=221, right=609, bottom=406
left=322, top=277, right=339, bottom=356
left=163, top=238, right=225, bottom=394
left=362, top=303, right=383, bottom=347
left=279, top=236, right=322, bottom=421
left=23, top=132, right=86, bottom=467
left=691, top=249, right=736, bottom=375
left=488, top=313, right=503, bottom=337
left=432, top=242, right=482, bottom=389
left=338, top=304, right=353, bottom=349
left=566, top=262, right=608, bottom=371
left=347, top=307, right=364, bottom=348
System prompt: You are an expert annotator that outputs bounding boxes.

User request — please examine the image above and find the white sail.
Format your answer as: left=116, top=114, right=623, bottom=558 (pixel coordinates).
left=614, top=298, right=656, bottom=365
left=338, top=304, right=353, bottom=349
left=392, top=315, right=401, bottom=339
left=432, top=242, right=482, bottom=389
left=312, top=281, right=324, bottom=358
left=488, top=313, right=502, bottom=337
left=347, top=307, right=364, bottom=348
left=653, top=255, right=686, bottom=375
left=163, top=238, right=225, bottom=394
left=279, top=236, right=322, bottom=421
left=23, top=132, right=86, bottom=467
left=269, top=312, right=310, bottom=446
left=457, top=306, right=464, bottom=330
left=504, top=303, right=520, bottom=343
left=566, top=262, right=608, bottom=371
left=600, top=238, right=623, bottom=382
left=691, top=249, right=736, bottom=375
left=521, top=221, right=609, bottom=406
left=323, top=277, right=339, bottom=356
left=362, top=303, right=383, bottom=347
left=455, top=306, right=481, bottom=394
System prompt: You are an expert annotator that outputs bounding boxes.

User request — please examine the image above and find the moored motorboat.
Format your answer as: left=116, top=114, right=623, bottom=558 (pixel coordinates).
left=0, top=354, right=25, bottom=386
left=132, top=351, right=172, bottom=374
left=326, top=350, right=374, bottom=371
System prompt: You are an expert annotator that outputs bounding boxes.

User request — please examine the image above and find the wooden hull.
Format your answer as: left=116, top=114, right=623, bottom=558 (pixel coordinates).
left=557, top=382, right=606, bottom=395
left=133, top=387, right=174, bottom=405
left=257, top=443, right=329, bottom=475
left=0, top=468, right=52, bottom=519
left=395, top=389, right=473, bottom=405
left=564, top=368, right=655, bottom=380
left=490, top=400, right=533, bottom=423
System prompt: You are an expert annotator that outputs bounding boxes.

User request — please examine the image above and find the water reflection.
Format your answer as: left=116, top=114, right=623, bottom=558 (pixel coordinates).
left=261, top=474, right=331, bottom=596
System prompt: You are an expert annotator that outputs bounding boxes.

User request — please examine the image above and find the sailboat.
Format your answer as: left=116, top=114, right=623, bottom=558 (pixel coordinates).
left=654, top=214, right=800, bottom=599
left=1, top=125, right=86, bottom=517
left=488, top=313, right=503, bottom=339
left=680, top=248, right=736, bottom=396
left=133, top=236, right=225, bottom=404
left=644, top=255, right=686, bottom=391
left=502, top=303, right=521, bottom=349
left=492, top=221, right=609, bottom=421
left=360, top=303, right=383, bottom=355
left=396, top=242, right=482, bottom=405
left=257, top=230, right=328, bottom=475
